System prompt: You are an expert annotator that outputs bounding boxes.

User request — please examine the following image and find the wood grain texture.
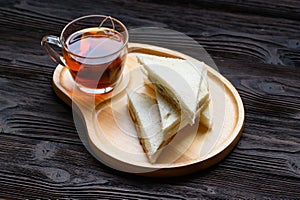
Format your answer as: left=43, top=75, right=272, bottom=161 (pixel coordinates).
left=0, top=0, right=299, bottom=199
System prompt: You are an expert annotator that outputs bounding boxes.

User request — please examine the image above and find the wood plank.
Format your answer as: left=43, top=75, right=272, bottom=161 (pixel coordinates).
left=141, top=0, right=300, bottom=20
left=0, top=134, right=299, bottom=199
left=1, top=0, right=300, bottom=66
left=1, top=59, right=299, bottom=197
left=0, top=0, right=299, bottom=198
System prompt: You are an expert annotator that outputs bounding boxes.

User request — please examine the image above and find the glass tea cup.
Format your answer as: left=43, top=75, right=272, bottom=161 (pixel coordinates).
left=41, top=15, right=129, bottom=94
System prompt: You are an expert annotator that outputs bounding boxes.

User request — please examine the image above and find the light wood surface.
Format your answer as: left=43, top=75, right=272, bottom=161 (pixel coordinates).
left=52, top=43, right=244, bottom=177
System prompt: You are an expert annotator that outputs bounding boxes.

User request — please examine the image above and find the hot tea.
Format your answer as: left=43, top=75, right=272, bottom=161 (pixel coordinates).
left=42, top=15, right=128, bottom=94
left=63, top=27, right=127, bottom=90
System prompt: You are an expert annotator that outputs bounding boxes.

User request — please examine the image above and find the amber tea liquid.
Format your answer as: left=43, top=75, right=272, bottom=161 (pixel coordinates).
left=63, top=27, right=127, bottom=90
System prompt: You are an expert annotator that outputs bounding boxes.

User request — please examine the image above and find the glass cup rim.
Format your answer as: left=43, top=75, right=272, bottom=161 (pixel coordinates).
left=60, top=14, right=129, bottom=59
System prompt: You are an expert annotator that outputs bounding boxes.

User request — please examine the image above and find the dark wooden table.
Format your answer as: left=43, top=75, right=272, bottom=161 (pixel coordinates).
left=1, top=0, right=300, bottom=199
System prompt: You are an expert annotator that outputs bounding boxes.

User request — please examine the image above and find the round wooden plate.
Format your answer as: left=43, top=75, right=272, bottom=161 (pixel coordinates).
left=52, top=43, right=244, bottom=177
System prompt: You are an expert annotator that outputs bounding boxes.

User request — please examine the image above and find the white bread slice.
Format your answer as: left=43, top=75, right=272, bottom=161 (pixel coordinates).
left=137, top=54, right=207, bottom=125
left=157, top=91, right=211, bottom=131
left=200, top=100, right=212, bottom=128
left=155, top=90, right=182, bottom=140
left=142, top=57, right=211, bottom=129
left=156, top=90, right=179, bottom=132
left=127, top=90, right=163, bottom=163
left=127, top=88, right=209, bottom=164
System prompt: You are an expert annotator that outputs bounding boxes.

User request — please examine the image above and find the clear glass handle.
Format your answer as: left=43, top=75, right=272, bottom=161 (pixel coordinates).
left=41, top=35, right=65, bottom=66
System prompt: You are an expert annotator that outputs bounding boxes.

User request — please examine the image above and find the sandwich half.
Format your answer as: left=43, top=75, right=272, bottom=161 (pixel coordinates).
left=137, top=54, right=209, bottom=125
left=156, top=83, right=211, bottom=136
left=127, top=90, right=164, bottom=163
